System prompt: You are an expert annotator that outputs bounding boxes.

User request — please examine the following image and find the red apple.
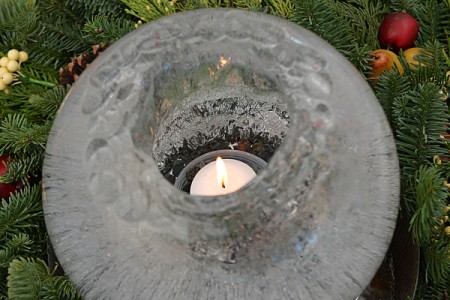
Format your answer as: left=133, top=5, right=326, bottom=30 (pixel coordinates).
left=378, top=11, right=419, bottom=53
left=0, top=155, right=20, bottom=199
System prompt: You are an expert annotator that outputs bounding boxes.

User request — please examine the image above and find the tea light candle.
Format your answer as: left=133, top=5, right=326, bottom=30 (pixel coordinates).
left=190, top=157, right=256, bottom=196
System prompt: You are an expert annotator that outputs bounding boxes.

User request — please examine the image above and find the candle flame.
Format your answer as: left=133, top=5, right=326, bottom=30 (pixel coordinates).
left=216, top=157, right=227, bottom=189
left=219, top=56, right=230, bottom=67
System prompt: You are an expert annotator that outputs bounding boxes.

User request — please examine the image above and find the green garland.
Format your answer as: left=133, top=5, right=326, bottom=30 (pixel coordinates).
left=0, top=0, right=449, bottom=299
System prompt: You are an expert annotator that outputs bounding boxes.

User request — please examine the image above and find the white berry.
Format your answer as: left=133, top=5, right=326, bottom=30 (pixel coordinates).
left=0, top=57, right=9, bottom=67
left=18, top=51, right=28, bottom=63
left=7, top=49, right=19, bottom=61
left=6, top=60, right=19, bottom=72
left=0, top=81, right=6, bottom=91
left=1, top=72, right=13, bottom=85
left=0, top=67, right=8, bottom=75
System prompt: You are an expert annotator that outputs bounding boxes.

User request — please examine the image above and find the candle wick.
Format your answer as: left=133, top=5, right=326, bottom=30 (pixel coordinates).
left=222, top=179, right=226, bottom=189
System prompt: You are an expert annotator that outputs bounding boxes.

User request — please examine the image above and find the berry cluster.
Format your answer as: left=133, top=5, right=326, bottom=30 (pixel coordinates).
left=0, top=49, right=29, bottom=92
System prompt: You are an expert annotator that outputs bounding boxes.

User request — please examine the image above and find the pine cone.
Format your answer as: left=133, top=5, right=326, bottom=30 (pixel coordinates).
left=58, top=43, right=108, bottom=86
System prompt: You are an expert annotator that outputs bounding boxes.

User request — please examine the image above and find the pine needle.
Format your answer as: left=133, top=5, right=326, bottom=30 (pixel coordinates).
left=8, top=257, right=81, bottom=300
left=409, top=166, right=447, bottom=244
left=0, top=185, right=43, bottom=241
left=0, top=115, right=52, bottom=154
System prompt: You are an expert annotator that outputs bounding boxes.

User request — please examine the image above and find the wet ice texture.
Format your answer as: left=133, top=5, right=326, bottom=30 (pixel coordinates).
left=151, top=65, right=289, bottom=181
left=43, top=9, right=399, bottom=300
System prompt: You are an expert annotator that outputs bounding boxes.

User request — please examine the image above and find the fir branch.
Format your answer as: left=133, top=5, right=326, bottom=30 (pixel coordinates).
left=0, top=0, right=39, bottom=56
left=0, top=234, right=33, bottom=297
left=264, top=0, right=294, bottom=18
left=37, top=0, right=126, bottom=28
left=410, top=40, right=449, bottom=85
left=390, top=82, right=448, bottom=214
left=334, top=0, right=388, bottom=49
left=374, top=71, right=411, bottom=127
left=39, top=275, right=82, bottom=300
left=0, top=85, right=49, bottom=121
left=7, top=258, right=47, bottom=300
left=394, top=83, right=448, bottom=176
left=7, top=258, right=81, bottom=300
left=291, top=0, right=356, bottom=53
left=414, top=279, right=450, bottom=300
left=0, top=63, right=58, bottom=120
left=62, top=0, right=126, bottom=20
left=350, top=43, right=374, bottom=78
left=180, top=0, right=226, bottom=9
left=234, top=0, right=262, bottom=11
left=36, top=0, right=84, bottom=25
left=389, top=0, right=422, bottom=12
left=0, top=150, right=45, bottom=185
left=0, top=234, right=33, bottom=269
left=27, top=87, right=68, bottom=121
left=0, top=185, right=46, bottom=298
left=409, top=165, right=447, bottom=244
left=0, top=32, right=28, bottom=53
left=0, top=0, right=38, bottom=33
left=26, top=26, right=90, bottom=69
left=122, top=0, right=293, bottom=25
left=122, top=0, right=176, bottom=23
left=84, top=15, right=135, bottom=45
left=0, top=185, right=43, bottom=241
left=0, top=115, right=52, bottom=154
left=395, top=42, right=449, bottom=91
left=32, top=0, right=125, bottom=68
left=412, top=0, right=450, bottom=46
left=422, top=238, right=450, bottom=285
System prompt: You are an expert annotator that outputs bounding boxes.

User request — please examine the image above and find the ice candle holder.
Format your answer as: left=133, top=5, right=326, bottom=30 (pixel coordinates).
left=43, top=9, right=400, bottom=300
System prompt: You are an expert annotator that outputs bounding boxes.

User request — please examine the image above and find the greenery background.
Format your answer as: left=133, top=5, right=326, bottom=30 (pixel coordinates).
left=0, top=0, right=449, bottom=299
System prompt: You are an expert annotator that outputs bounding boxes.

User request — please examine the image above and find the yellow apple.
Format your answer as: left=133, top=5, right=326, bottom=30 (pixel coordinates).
left=404, top=47, right=427, bottom=70
left=369, top=49, right=404, bottom=84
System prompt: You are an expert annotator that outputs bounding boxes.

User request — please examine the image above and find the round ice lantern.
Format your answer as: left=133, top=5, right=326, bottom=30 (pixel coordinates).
left=43, top=9, right=399, bottom=300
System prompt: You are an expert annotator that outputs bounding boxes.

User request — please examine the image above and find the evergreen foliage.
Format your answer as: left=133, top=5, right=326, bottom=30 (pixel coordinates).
left=122, top=0, right=176, bottom=22
left=374, top=72, right=411, bottom=126
left=0, top=0, right=449, bottom=299
left=291, top=0, right=386, bottom=74
left=392, top=82, right=447, bottom=185
left=0, top=185, right=46, bottom=297
left=423, top=238, right=450, bottom=285
left=410, top=0, right=450, bottom=46
left=121, top=0, right=294, bottom=23
left=27, top=87, right=69, bottom=122
left=0, top=150, right=45, bottom=185
left=27, top=0, right=129, bottom=68
left=83, top=16, right=135, bottom=45
left=60, top=0, right=125, bottom=19
left=7, top=258, right=81, bottom=300
left=0, top=186, right=43, bottom=242
left=0, top=234, right=33, bottom=296
left=409, top=166, right=447, bottom=245
left=0, top=0, right=38, bottom=41
left=0, top=0, right=134, bottom=298
left=0, top=115, right=51, bottom=154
